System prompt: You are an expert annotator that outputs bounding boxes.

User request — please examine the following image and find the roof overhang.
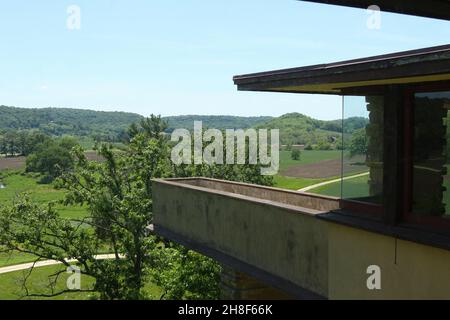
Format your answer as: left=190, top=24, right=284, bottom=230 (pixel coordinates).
left=233, top=45, right=450, bottom=95
left=299, top=0, right=450, bottom=21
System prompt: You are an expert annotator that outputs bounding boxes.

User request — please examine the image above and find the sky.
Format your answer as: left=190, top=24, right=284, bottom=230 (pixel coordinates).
left=0, top=1, right=449, bottom=120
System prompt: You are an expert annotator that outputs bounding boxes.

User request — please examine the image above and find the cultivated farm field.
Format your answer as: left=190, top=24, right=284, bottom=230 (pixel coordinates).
left=274, top=150, right=369, bottom=193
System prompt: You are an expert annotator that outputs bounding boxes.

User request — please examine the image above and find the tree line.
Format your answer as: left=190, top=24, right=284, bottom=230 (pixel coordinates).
left=0, top=105, right=142, bottom=142
left=0, top=130, right=52, bottom=157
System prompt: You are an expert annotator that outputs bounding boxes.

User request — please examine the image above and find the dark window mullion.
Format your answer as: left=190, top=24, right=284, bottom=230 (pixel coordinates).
left=383, top=85, right=404, bottom=226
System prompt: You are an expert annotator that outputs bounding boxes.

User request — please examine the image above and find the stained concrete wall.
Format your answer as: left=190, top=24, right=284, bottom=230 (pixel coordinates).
left=153, top=178, right=338, bottom=297
left=170, top=178, right=340, bottom=211
left=221, top=265, right=293, bottom=300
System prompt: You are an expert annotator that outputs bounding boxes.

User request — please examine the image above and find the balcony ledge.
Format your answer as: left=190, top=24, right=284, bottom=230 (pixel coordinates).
left=152, top=177, right=340, bottom=298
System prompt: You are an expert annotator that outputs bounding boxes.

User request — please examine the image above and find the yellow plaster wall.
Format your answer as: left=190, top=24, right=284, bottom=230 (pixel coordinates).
left=328, top=223, right=450, bottom=299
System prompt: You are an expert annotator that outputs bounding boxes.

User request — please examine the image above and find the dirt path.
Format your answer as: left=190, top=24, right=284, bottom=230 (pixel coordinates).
left=298, top=171, right=369, bottom=192
left=0, top=254, right=120, bottom=275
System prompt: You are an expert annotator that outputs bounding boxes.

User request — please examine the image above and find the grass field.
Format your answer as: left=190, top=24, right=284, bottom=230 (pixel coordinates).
left=309, top=174, right=370, bottom=198
left=274, top=150, right=342, bottom=190
left=273, top=175, right=329, bottom=191
left=0, top=265, right=96, bottom=300
left=0, top=171, right=89, bottom=268
left=0, top=171, right=89, bottom=220
left=0, top=264, right=163, bottom=300
left=0, top=252, right=38, bottom=269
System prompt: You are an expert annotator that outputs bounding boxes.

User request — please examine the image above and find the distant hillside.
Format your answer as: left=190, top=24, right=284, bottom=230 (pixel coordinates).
left=0, top=105, right=142, bottom=139
left=163, top=115, right=273, bottom=132
left=0, top=107, right=274, bottom=138
left=0, top=106, right=367, bottom=148
left=255, top=113, right=368, bottom=146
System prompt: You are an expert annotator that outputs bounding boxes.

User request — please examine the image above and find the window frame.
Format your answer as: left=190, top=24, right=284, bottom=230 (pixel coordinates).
left=339, top=199, right=383, bottom=218
left=321, top=81, right=450, bottom=250
left=339, top=94, right=385, bottom=220
left=403, top=82, right=450, bottom=231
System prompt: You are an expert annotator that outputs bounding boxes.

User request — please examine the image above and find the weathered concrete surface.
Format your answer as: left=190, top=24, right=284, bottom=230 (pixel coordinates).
left=153, top=177, right=450, bottom=299
left=153, top=178, right=339, bottom=298
left=165, top=178, right=339, bottom=211
left=220, top=265, right=293, bottom=300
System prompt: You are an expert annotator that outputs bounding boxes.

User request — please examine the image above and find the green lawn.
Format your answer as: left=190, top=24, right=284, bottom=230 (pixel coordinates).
left=0, top=264, right=163, bottom=300
left=309, top=174, right=370, bottom=198
left=0, top=252, right=37, bottom=268
left=0, top=171, right=90, bottom=267
left=0, top=171, right=89, bottom=220
left=0, top=244, right=114, bottom=268
left=0, top=265, right=96, bottom=300
left=273, top=175, right=329, bottom=191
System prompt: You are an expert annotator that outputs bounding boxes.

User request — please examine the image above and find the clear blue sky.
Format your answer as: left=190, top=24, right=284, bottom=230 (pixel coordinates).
left=0, top=1, right=449, bottom=120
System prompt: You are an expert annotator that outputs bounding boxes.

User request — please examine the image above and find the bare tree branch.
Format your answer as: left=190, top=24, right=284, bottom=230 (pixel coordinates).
left=25, top=289, right=96, bottom=298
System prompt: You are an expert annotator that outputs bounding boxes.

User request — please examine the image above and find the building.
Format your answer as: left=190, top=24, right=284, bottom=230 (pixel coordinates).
left=152, top=1, right=450, bottom=299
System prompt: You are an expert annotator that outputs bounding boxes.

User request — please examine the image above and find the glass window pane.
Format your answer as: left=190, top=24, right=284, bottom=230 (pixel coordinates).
left=342, top=96, right=384, bottom=206
left=412, top=91, right=450, bottom=217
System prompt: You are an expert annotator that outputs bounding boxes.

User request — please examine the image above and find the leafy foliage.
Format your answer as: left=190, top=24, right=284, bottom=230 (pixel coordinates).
left=149, top=244, right=221, bottom=300
left=170, top=129, right=274, bottom=186
left=0, top=197, right=100, bottom=297
left=348, top=128, right=368, bottom=158
left=0, top=105, right=142, bottom=141
left=291, top=149, right=301, bottom=160
left=0, top=130, right=51, bottom=156
left=25, top=137, right=79, bottom=182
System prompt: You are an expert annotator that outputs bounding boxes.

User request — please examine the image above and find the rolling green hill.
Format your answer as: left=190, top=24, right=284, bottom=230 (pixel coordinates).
left=163, top=115, right=273, bottom=131
left=0, top=105, right=142, bottom=139
left=0, top=106, right=367, bottom=148
left=255, top=113, right=368, bottom=146
left=0, top=107, right=272, bottom=138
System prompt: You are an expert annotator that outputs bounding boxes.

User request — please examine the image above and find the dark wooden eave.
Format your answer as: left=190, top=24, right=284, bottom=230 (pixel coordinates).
left=233, top=44, right=450, bottom=94
left=299, top=0, right=450, bottom=21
